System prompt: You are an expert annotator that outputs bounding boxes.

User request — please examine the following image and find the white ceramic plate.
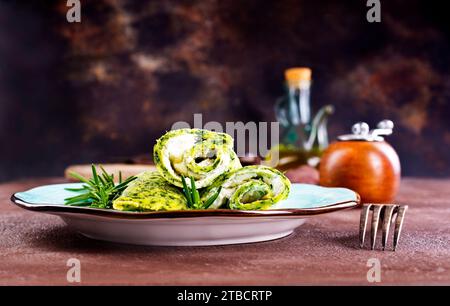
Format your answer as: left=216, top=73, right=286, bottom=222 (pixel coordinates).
left=11, top=183, right=360, bottom=246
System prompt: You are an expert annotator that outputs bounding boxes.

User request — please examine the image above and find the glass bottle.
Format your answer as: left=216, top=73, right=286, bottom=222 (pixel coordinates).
left=268, top=68, right=334, bottom=171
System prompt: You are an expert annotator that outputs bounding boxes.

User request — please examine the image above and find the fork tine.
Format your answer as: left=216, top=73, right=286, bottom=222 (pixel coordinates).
left=381, top=205, right=397, bottom=251
left=371, top=205, right=384, bottom=250
left=359, top=204, right=373, bottom=248
left=393, top=205, right=408, bottom=251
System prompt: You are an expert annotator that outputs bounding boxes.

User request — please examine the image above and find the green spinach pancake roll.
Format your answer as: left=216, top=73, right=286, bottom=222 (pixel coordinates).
left=201, top=166, right=291, bottom=210
left=153, top=129, right=242, bottom=189
left=113, top=171, right=187, bottom=211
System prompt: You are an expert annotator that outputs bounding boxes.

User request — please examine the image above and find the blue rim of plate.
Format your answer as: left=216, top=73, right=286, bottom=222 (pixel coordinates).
left=11, top=193, right=360, bottom=219
left=11, top=195, right=361, bottom=220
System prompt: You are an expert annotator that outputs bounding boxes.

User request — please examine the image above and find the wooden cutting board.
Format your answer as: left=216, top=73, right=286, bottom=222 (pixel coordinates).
left=64, top=164, right=156, bottom=182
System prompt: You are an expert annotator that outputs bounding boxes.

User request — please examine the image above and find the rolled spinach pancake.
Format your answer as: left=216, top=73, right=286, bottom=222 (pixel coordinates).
left=154, top=129, right=242, bottom=189
left=113, top=171, right=188, bottom=211
left=200, top=165, right=291, bottom=210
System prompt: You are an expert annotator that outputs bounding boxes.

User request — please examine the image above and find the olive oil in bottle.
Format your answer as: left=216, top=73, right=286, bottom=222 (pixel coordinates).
left=267, top=67, right=334, bottom=171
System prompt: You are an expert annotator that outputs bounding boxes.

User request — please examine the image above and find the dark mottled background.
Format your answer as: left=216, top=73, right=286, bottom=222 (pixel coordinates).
left=0, top=0, right=449, bottom=181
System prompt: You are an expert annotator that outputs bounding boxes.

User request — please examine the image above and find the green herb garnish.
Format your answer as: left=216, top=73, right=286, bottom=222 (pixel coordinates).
left=64, top=164, right=137, bottom=209
left=181, top=175, right=222, bottom=209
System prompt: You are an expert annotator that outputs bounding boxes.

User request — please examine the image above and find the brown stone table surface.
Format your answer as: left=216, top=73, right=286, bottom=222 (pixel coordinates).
left=0, top=177, right=449, bottom=285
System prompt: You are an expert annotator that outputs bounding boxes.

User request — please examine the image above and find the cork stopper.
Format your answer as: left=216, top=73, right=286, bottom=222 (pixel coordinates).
left=285, top=67, right=312, bottom=87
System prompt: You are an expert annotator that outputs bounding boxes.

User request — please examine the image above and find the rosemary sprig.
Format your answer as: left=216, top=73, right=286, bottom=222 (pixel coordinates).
left=64, top=164, right=137, bottom=209
left=181, top=175, right=222, bottom=209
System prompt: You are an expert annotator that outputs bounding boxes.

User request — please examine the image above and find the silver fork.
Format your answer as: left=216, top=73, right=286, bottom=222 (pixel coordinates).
left=359, top=204, right=408, bottom=251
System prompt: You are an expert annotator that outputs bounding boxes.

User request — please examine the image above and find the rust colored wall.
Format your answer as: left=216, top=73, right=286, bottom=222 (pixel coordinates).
left=0, top=0, right=449, bottom=181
